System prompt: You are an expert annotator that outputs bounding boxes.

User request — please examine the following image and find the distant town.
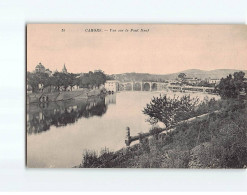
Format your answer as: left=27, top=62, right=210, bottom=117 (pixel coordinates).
left=27, top=62, right=246, bottom=96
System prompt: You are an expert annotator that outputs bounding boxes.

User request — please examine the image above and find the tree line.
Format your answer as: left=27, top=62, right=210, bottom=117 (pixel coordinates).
left=27, top=70, right=113, bottom=93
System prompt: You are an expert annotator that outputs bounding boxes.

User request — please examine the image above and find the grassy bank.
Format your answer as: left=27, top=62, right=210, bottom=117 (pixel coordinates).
left=78, top=99, right=247, bottom=168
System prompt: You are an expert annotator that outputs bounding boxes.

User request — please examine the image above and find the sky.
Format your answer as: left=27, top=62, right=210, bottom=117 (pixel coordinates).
left=27, top=24, right=247, bottom=75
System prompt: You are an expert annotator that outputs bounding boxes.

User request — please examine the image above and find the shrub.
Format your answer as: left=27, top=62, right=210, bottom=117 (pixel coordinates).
left=143, top=94, right=200, bottom=127
left=216, top=71, right=247, bottom=99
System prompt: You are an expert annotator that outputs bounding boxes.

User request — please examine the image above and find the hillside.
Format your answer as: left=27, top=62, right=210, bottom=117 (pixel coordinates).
left=112, top=69, right=247, bottom=82
left=79, top=99, right=247, bottom=168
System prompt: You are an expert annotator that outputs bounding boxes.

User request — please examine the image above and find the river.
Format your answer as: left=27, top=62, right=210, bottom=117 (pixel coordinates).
left=26, top=91, right=219, bottom=168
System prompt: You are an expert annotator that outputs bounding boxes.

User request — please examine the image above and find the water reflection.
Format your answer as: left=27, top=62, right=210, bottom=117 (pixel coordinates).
left=27, top=92, right=220, bottom=168
left=27, top=95, right=116, bottom=135
left=105, top=93, right=116, bottom=105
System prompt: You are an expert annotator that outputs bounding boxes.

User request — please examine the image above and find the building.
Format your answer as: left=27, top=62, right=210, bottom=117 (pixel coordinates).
left=104, top=80, right=119, bottom=92
left=94, top=69, right=103, bottom=73
left=34, top=62, right=52, bottom=76
left=62, top=64, right=68, bottom=74
left=208, top=78, right=220, bottom=85
left=183, top=77, right=200, bottom=85
left=35, top=62, right=46, bottom=73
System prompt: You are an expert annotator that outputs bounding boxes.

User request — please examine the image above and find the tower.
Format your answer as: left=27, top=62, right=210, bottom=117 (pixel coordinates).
left=62, top=64, right=67, bottom=73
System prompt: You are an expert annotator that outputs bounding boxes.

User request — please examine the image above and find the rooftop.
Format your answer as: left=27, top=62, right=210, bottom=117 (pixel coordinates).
left=35, top=62, right=45, bottom=69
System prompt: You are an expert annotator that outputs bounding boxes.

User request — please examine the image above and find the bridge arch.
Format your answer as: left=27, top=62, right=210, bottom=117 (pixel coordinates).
left=125, top=83, right=133, bottom=91
left=143, top=82, right=151, bottom=91
left=151, top=83, right=158, bottom=91
left=133, top=82, right=142, bottom=91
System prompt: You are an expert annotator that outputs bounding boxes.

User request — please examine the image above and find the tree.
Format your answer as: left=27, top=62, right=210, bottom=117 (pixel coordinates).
left=216, top=71, right=246, bottom=99
left=60, top=73, right=70, bottom=91
left=143, top=94, right=199, bottom=128
left=79, top=71, right=107, bottom=89
left=80, top=73, right=90, bottom=88
left=52, top=72, right=64, bottom=91
left=27, top=71, right=50, bottom=92
left=233, top=71, right=246, bottom=94
left=178, top=73, right=186, bottom=80
left=106, top=75, right=115, bottom=80
left=93, top=71, right=107, bottom=87
left=36, top=72, right=49, bottom=88
left=234, top=71, right=245, bottom=81
left=27, top=72, right=39, bottom=92
left=67, top=73, right=78, bottom=91
left=28, top=69, right=109, bottom=92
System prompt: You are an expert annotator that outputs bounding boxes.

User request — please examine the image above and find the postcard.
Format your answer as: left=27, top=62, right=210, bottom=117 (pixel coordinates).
left=26, top=24, right=247, bottom=168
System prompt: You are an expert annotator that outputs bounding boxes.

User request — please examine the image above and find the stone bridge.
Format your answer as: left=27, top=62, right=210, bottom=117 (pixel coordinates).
left=118, top=81, right=215, bottom=93
left=119, top=81, right=169, bottom=91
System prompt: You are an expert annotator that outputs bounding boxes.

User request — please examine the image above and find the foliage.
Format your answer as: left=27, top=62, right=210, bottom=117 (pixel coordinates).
left=191, top=100, right=247, bottom=168
left=79, top=99, right=247, bottom=168
left=82, top=150, right=100, bottom=168
left=106, top=75, right=115, bottom=80
left=216, top=71, right=247, bottom=99
left=27, top=72, right=39, bottom=92
left=178, top=73, right=186, bottom=80
left=27, top=72, right=50, bottom=92
left=27, top=70, right=108, bottom=92
left=81, top=148, right=115, bottom=168
left=143, top=94, right=200, bottom=127
left=79, top=71, right=107, bottom=89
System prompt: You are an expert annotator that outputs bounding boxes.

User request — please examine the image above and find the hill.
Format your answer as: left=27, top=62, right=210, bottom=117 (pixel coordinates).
left=112, top=69, right=247, bottom=82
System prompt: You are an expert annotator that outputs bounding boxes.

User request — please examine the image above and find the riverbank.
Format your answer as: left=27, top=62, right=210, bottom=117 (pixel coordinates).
left=27, top=88, right=104, bottom=104
left=77, top=99, right=247, bottom=168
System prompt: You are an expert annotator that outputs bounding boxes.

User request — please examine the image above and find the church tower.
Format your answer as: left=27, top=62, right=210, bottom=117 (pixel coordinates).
left=62, top=64, right=68, bottom=73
